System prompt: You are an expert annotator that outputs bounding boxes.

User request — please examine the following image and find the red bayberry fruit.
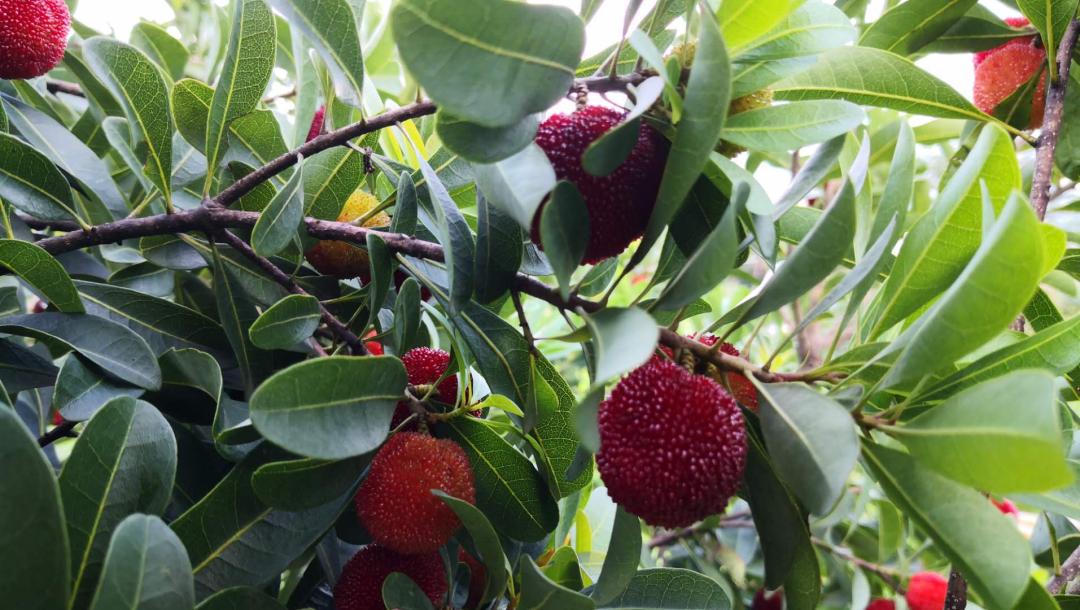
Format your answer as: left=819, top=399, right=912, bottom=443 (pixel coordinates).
left=306, top=105, right=326, bottom=142
left=532, top=105, right=667, bottom=263
left=992, top=497, right=1019, bottom=516
left=694, top=334, right=759, bottom=412
left=0, top=0, right=69, bottom=80
left=865, top=599, right=896, bottom=610
left=333, top=544, right=447, bottom=610
left=459, top=549, right=486, bottom=609
left=752, top=588, right=783, bottom=610
left=354, top=432, right=475, bottom=554
left=906, top=572, right=948, bottom=610
left=972, top=17, right=1047, bottom=128
left=596, top=358, right=747, bottom=528
left=973, top=18, right=1035, bottom=66
left=390, top=347, right=459, bottom=429
left=363, top=331, right=384, bottom=356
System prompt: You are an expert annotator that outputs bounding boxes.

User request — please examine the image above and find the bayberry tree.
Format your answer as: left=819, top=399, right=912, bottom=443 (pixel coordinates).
left=0, top=0, right=1079, bottom=609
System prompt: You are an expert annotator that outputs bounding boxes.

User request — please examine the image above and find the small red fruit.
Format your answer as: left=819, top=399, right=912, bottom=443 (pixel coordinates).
left=992, top=497, right=1019, bottom=516
left=306, top=105, right=326, bottom=142
left=695, top=334, right=759, bottom=412
left=333, top=544, right=447, bottom=610
left=751, top=588, right=782, bottom=610
left=596, top=358, right=747, bottom=528
left=459, top=549, right=486, bottom=609
left=905, top=572, right=948, bottom=610
left=532, top=105, right=667, bottom=263
left=865, top=599, right=896, bottom=610
left=973, top=17, right=1047, bottom=128
left=363, top=331, right=384, bottom=356
left=354, top=432, right=475, bottom=554
left=0, top=0, right=69, bottom=80
left=391, top=347, right=459, bottom=428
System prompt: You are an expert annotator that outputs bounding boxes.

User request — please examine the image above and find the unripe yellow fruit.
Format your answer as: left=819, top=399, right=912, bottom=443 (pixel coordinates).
left=305, top=191, right=389, bottom=279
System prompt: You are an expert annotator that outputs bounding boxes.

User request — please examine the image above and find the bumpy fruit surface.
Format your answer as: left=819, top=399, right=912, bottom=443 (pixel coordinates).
left=532, top=105, right=667, bottom=263
left=905, top=572, right=948, bottom=610
left=865, top=599, right=896, bottom=610
left=305, top=105, right=326, bottom=142
left=333, top=544, right=447, bottom=610
left=0, top=0, right=69, bottom=80
left=690, top=335, right=759, bottom=412
left=596, top=358, right=747, bottom=528
left=354, top=432, right=475, bottom=554
left=391, top=347, right=459, bottom=428
left=305, top=190, right=390, bottom=279
left=751, top=588, right=782, bottom=610
left=459, top=549, right=486, bottom=609
left=973, top=17, right=1046, bottom=128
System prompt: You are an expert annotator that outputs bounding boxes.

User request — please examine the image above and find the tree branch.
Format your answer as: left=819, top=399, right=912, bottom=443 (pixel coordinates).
left=1031, top=19, right=1080, bottom=219
left=944, top=568, right=967, bottom=610
left=38, top=420, right=78, bottom=447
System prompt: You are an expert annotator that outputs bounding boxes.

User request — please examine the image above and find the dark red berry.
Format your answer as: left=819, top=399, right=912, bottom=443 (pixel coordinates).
left=333, top=544, right=446, bottom=610
left=391, top=347, right=459, bottom=429
left=752, top=588, right=783, bottom=610
left=306, top=105, right=326, bottom=142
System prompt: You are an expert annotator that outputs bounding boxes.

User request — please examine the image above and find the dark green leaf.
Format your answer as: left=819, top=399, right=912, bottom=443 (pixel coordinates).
left=582, top=77, right=664, bottom=176
left=0, top=132, right=81, bottom=222
left=196, top=587, right=285, bottom=610
left=268, top=0, right=365, bottom=106
left=0, top=240, right=83, bottom=312
left=54, top=355, right=143, bottom=421
left=584, top=307, right=659, bottom=384
left=212, top=246, right=274, bottom=394
left=251, top=454, right=371, bottom=511
left=519, top=556, right=594, bottom=610
left=541, top=182, right=590, bottom=300
left=592, top=506, right=641, bottom=604
left=249, top=294, right=322, bottom=350
left=437, top=111, right=540, bottom=164
left=131, top=21, right=190, bottom=81
left=435, top=492, right=508, bottom=606
left=597, top=568, right=731, bottom=609
left=88, top=514, right=194, bottom=610
left=251, top=157, right=305, bottom=257
left=473, top=193, right=523, bottom=303
left=382, top=573, right=435, bottom=610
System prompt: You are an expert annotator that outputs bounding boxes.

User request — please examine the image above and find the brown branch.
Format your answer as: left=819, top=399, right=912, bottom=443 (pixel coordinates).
left=1031, top=19, right=1080, bottom=219
left=212, top=226, right=368, bottom=355
left=38, top=420, right=78, bottom=447
left=45, top=80, right=85, bottom=97
left=944, top=568, right=967, bottom=610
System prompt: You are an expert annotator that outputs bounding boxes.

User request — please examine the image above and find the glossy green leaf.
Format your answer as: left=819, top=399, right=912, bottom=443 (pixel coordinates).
left=436, top=297, right=532, bottom=405
left=303, top=147, right=363, bottom=220
left=54, top=355, right=143, bottom=421
left=443, top=416, right=559, bottom=542
left=88, top=514, right=194, bottom=610
left=203, top=0, right=276, bottom=194
left=520, top=556, right=595, bottom=610
left=592, top=506, right=641, bottom=604
left=60, top=397, right=177, bottom=609
left=597, top=568, right=731, bottom=609
left=723, top=100, right=865, bottom=153
left=532, top=354, right=592, bottom=496
left=249, top=294, right=321, bottom=350
left=863, top=443, right=1032, bottom=610
left=212, top=246, right=274, bottom=394
left=394, top=278, right=423, bottom=355
left=473, top=143, right=556, bottom=230
left=392, top=0, right=584, bottom=127
left=1017, top=0, right=1080, bottom=79
left=584, top=307, right=659, bottom=384
left=268, top=0, right=364, bottom=106
left=249, top=356, right=406, bottom=459
left=0, top=240, right=82, bottom=312
left=541, top=182, right=590, bottom=300
left=251, top=156, right=305, bottom=256
left=415, top=148, right=475, bottom=312
left=131, top=21, right=189, bottom=81
left=251, top=454, right=370, bottom=511
left=437, top=111, right=540, bottom=164
left=435, top=492, right=508, bottom=606
left=736, top=0, right=857, bottom=61
left=473, top=193, right=523, bottom=303
left=0, top=405, right=69, bottom=610
left=718, top=0, right=804, bottom=54
left=382, top=573, right=435, bottom=610
left=0, top=132, right=80, bottom=222
left=84, top=37, right=174, bottom=205
left=859, top=0, right=979, bottom=55
left=582, top=76, right=664, bottom=176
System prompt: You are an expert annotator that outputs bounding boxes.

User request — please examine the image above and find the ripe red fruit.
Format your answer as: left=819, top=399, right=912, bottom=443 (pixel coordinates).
left=596, top=358, right=747, bottom=528
left=695, top=334, right=759, bottom=412
left=459, top=549, right=486, bottom=609
left=972, top=17, right=1046, bottom=128
left=390, top=347, right=459, bottom=428
left=306, top=105, right=326, bottom=142
left=751, top=588, right=782, bottom=610
left=905, top=572, right=948, bottom=610
left=865, top=599, right=896, bottom=610
left=354, top=432, right=475, bottom=554
left=0, top=0, right=69, bottom=80
left=532, top=105, right=667, bottom=263
left=992, top=497, right=1019, bottom=516
left=333, top=544, right=447, bottom=610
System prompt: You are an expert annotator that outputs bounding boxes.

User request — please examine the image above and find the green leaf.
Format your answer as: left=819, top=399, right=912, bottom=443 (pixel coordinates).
left=773, top=45, right=992, bottom=122
left=268, top=0, right=364, bottom=106
left=631, top=6, right=730, bottom=268
left=859, top=0, right=979, bottom=55
left=757, top=383, right=859, bottom=515
left=582, top=77, right=664, bottom=176
left=473, top=193, right=523, bottom=303
left=443, top=416, right=559, bottom=542
left=718, top=0, right=804, bottom=55
left=392, top=0, right=585, bottom=127
left=863, top=443, right=1032, bottom=610
left=435, top=492, right=508, bottom=606
left=212, top=246, right=274, bottom=394
left=597, top=568, right=731, bottom=609
left=890, top=370, right=1071, bottom=493
left=532, top=354, right=592, bottom=497
left=654, top=183, right=742, bottom=311
left=541, top=182, right=590, bottom=300
left=922, top=6, right=1029, bottom=54
left=303, top=147, right=363, bottom=219
left=473, top=143, right=557, bottom=230
left=88, top=514, right=194, bottom=610
left=0, top=337, right=58, bottom=394
left=251, top=156, right=305, bottom=256
left=196, top=587, right=285, bottom=610
left=520, top=556, right=595, bottom=610
left=382, top=573, right=435, bottom=610
left=0, top=132, right=81, bottom=222
left=172, top=445, right=348, bottom=599
left=0, top=312, right=161, bottom=389
left=251, top=454, right=371, bottom=511
left=394, top=278, right=423, bottom=354
left=54, top=355, right=143, bottom=421
left=592, top=506, right=641, bottom=604
left=249, top=356, right=406, bottom=459
left=203, top=0, right=276, bottom=194
left=0, top=405, right=69, bottom=610
left=1017, top=0, right=1080, bottom=79
left=60, top=397, right=177, bottom=609
left=437, top=111, right=540, bottom=164
left=736, top=0, right=857, bottom=61
left=722, top=100, right=865, bottom=153
left=249, top=294, right=321, bottom=350
left=738, top=179, right=856, bottom=325
left=584, top=307, right=659, bottom=384
left=436, top=298, right=532, bottom=405
left=131, top=21, right=190, bottom=81
left=865, top=124, right=1019, bottom=339
left=84, top=37, right=174, bottom=206
left=416, top=148, right=475, bottom=312
left=881, top=195, right=1058, bottom=387
left=0, top=240, right=82, bottom=312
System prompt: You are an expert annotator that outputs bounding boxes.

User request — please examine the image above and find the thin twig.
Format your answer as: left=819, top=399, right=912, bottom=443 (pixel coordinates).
left=945, top=568, right=967, bottom=610
left=1030, top=19, right=1080, bottom=219
left=45, top=80, right=85, bottom=97
left=38, top=420, right=78, bottom=447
